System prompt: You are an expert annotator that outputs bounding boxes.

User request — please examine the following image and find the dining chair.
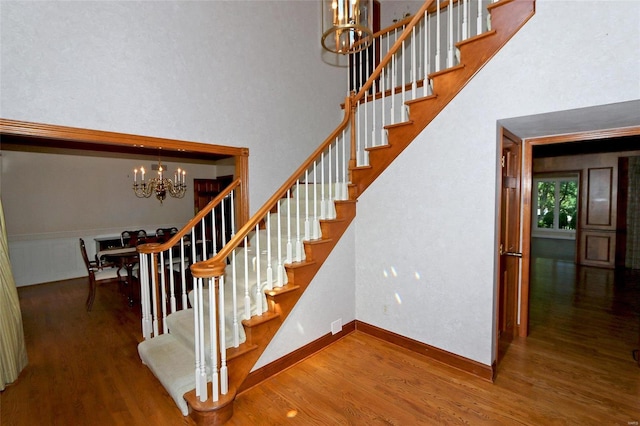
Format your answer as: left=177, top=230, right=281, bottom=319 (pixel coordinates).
left=155, top=227, right=178, bottom=243
left=121, top=230, right=148, bottom=247
left=79, top=238, right=120, bottom=311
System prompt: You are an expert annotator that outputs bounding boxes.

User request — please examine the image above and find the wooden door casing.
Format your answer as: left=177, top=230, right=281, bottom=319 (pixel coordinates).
left=497, top=131, right=522, bottom=363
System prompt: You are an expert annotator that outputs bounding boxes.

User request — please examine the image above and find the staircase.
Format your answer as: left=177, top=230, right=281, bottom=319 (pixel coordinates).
left=135, top=1, right=535, bottom=424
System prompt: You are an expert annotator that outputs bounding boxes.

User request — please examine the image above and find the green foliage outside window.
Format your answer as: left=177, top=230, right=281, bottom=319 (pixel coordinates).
left=536, top=179, right=577, bottom=231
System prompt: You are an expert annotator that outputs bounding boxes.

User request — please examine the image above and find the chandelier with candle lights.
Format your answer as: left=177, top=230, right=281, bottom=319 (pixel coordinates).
left=321, top=0, right=373, bottom=54
left=132, top=160, right=186, bottom=203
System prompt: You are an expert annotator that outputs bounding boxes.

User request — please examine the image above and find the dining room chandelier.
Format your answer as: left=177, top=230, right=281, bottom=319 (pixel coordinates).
left=321, top=0, right=373, bottom=54
left=132, top=160, right=186, bottom=203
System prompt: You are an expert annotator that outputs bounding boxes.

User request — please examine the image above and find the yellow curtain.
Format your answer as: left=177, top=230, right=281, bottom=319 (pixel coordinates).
left=0, top=197, right=28, bottom=390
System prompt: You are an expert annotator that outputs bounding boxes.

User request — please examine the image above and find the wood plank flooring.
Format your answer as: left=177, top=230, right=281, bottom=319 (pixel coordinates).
left=1, top=258, right=639, bottom=425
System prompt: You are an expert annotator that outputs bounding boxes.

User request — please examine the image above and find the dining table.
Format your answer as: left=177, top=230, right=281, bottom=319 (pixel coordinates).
left=98, top=246, right=139, bottom=307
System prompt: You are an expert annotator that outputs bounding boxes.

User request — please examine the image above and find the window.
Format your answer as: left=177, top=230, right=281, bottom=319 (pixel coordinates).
left=533, top=175, right=579, bottom=239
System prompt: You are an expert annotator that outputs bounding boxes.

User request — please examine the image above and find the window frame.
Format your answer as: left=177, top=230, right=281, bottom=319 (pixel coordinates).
left=532, top=174, right=579, bottom=240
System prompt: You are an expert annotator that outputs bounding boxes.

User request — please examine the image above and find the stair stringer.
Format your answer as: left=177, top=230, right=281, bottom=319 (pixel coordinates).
left=183, top=200, right=356, bottom=422
left=350, top=0, right=535, bottom=198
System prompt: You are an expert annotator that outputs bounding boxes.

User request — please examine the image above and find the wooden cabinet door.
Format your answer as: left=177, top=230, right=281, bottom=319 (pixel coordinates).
left=579, top=166, right=617, bottom=268
left=193, top=176, right=234, bottom=250
left=193, top=176, right=233, bottom=215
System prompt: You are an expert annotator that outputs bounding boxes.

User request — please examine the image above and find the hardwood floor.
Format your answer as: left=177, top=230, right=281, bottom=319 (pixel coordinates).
left=2, top=258, right=639, bottom=425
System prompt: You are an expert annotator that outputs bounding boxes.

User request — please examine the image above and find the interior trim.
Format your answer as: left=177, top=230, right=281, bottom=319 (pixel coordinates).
left=240, top=319, right=494, bottom=394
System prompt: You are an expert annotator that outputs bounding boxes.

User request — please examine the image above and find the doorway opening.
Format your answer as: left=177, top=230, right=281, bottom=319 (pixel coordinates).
left=495, top=100, right=640, bottom=368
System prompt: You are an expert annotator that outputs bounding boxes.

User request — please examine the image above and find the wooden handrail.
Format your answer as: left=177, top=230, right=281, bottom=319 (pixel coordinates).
left=137, top=178, right=242, bottom=255
left=366, top=0, right=461, bottom=44
left=354, top=0, right=435, bottom=103
left=189, top=0, right=451, bottom=279
left=190, top=95, right=354, bottom=278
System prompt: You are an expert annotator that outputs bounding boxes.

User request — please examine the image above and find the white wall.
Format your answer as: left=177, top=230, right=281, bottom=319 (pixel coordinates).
left=355, top=0, right=640, bottom=366
left=1, top=150, right=221, bottom=236
left=0, top=0, right=346, bottom=212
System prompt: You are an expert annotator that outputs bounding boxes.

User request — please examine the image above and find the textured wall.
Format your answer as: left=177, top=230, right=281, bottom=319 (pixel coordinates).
left=355, top=0, right=640, bottom=365
left=0, top=1, right=346, bottom=212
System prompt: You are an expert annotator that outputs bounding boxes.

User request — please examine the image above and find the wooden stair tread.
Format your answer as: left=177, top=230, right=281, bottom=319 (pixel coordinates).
left=264, top=284, right=301, bottom=296
left=241, top=310, right=281, bottom=327
left=319, top=217, right=348, bottom=225
left=365, top=144, right=392, bottom=153
left=405, top=93, right=438, bottom=107
left=285, top=260, right=317, bottom=269
left=456, top=29, right=496, bottom=48
left=226, top=342, right=259, bottom=360
left=384, top=120, right=414, bottom=131
left=303, top=237, right=334, bottom=247
left=428, top=63, right=465, bottom=79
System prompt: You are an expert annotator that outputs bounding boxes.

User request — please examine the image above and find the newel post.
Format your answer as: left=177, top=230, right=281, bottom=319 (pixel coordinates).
left=137, top=242, right=163, bottom=339
left=186, top=259, right=236, bottom=426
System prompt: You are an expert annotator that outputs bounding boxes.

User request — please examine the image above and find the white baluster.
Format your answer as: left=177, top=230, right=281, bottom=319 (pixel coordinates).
left=447, top=0, right=454, bottom=68
left=411, top=26, right=417, bottom=99
left=229, top=192, right=236, bottom=239
left=295, top=181, right=302, bottom=262
left=231, top=241, right=239, bottom=347
left=218, top=275, right=228, bottom=394
left=209, top=277, right=219, bottom=402
left=390, top=28, right=396, bottom=124
left=168, top=248, right=176, bottom=314
left=286, top=190, right=292, bottom=263
left=356, top=103, right=361, bottom=166
left=254, top=224, right=264, bottom=314
left=197, top=277, right=207, bottom=402
left=194, top=276, right=202, bottom=397
left=381, top=66, right=386, bottom=144
left=150, top=255, right=159, bottom=337
left=140, top=254, right=151, bottom=339
left=190, top=228, right=197, bottom=323
left=159, top=251, right=168, bottom=334
left=243, top=237, right=251, bottom=320
left=424, top=10, right=430, bottom=97
left=320, top=152, right=326, bottom=220
left=180, top=237, right=187, bottom=309
left=436, top=0, right=441, bottom=72
left=401, top=34, right=406, bottom=121
left=369, top=37, right=376, bottom=148
left=221, top=198, right=227, bottom=246
left=200, top=217, right=206, bottom=260
left=304, top=170, right=310, bottom=241
left=266, top=211, right=273, bottom=290
left=276, top=202, right=284, bottom=287
left=328, top=144, right=335, bottom=219
left=211, top=206, right=217, bottom=255
left=477, top=0, right=483, bottom=36
left=312, top=161, right=320, bottom=239
left=342, top=129, right=348, bottom=197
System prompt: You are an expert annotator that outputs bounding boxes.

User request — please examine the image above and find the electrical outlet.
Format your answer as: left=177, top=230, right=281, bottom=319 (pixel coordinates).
left=331, top=319, right=342, bottom=335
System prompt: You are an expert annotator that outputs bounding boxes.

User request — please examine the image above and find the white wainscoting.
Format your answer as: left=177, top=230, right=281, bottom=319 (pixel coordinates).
left=9, top=237, right=87, bottom=287
left=7, top=227, right=164, bottom=287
